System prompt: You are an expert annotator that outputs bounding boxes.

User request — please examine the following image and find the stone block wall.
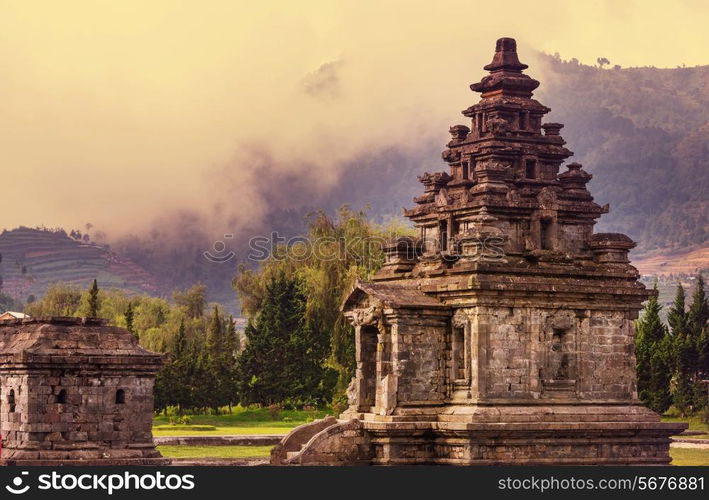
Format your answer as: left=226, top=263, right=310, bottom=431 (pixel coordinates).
left=476, top=306, right=533, bottom=399
left=1, top=370, right=157, bottom=459
left=578, top=310, right=636, bottom=400
left=468, top=306, right=636, bottom=402
left=390, top=313, right=448, bottom=405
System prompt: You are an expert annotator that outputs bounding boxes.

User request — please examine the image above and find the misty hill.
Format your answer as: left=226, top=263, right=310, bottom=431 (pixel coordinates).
left=0, top=227, right=160, bottom=304
left=5, top=53, right=706, bottom=309
left=533, top=54, right=708, bottom=254
left=328, top=54, right=709, bottom=256
left=111, top=56, right=709, bottom=308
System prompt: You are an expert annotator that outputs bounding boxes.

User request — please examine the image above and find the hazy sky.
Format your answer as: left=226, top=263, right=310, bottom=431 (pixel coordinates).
left=1, top=0, right=707, bottom=237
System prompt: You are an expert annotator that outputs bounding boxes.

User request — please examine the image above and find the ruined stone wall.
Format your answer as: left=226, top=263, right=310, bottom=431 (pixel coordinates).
left=475, top=306, right=535, bottom=399
left=468, top=306, right=636, bottom=402
left=558, top=222, right=592, bottom=254
left=578, top=310, right=636, bottom=400
left=389, top=313, right=448, bottom=406
left=1, top=370, right=156, bottom=459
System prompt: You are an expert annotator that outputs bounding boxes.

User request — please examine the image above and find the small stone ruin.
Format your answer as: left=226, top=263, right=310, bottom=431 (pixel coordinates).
left=0, top=316, right=167, bottom=465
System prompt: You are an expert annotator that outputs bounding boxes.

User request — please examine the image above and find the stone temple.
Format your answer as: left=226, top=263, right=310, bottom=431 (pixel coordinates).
left=271, top=38, right=685, bottom=465
left=0, top=317, right=167, bottom=465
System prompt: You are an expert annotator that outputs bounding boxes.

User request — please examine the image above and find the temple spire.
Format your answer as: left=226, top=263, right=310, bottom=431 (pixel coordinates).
left=483, top=37, right=528, bottom=72
left=471, top=37, right=539, bottom=98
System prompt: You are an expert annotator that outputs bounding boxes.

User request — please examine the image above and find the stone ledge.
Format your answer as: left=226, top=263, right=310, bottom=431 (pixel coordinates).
left=154, top=434, right=285, bottom=446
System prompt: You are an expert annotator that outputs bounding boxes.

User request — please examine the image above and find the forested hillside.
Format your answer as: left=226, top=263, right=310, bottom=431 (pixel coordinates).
left=534, top=54, right=708, bottom=254
left=310, top=55, right=709, bottom=259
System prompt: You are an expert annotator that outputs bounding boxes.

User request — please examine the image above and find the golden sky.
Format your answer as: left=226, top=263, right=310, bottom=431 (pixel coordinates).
left=1, top=0, right=707, bottom=235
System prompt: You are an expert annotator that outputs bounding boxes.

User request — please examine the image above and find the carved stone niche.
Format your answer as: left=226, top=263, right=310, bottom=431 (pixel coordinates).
left=450, top=310, right=468, bottom=386
left=540, top=313, right=577, bottom=398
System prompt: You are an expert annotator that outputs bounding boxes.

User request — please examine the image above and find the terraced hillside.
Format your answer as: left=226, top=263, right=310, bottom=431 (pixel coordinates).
left=0, top=227, right=160, bottom=303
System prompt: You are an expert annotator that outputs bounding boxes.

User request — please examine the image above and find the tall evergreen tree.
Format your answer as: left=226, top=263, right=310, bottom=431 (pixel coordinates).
left=672, top=275, right=708, bottom=414
left=222, top=315, right=239, bottom=410
left=667, top=283, right=688, bottom=337
left=174, top=319, right=187, bottom=358
left=688, top=274, right=708, bottom=334
left=124, top=301, right=135, bottom=336
left=635, top=285, right=672, bottom=413
left=688, top=274, right=708, bottom=409
left=87, top=279, right=100, bottom=317
left=206, top=305, right=223, bottom=357
left=236, top=272, right=336, bottom=406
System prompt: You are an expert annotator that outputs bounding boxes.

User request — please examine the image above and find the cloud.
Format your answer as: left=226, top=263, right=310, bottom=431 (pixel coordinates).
left=303, top=60, right=343, bottom=99
left=0, top=0, right=706, bottom=246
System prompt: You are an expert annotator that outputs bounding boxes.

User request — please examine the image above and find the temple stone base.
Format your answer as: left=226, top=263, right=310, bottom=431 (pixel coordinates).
left=1, top=458, right=171, bottom=466
left=271, top=406, right=685, bottom=466
left=0, top=445, right=169, bottom=466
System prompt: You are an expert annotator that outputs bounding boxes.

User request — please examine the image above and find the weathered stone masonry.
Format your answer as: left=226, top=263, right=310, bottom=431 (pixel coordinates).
left=0, top=317, right=167, bottom=465
left=271, top=37, right=685, bottom=466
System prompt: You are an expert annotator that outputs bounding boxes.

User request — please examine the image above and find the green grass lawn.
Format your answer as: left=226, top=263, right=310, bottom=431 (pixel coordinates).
left=157, top=445, right=709, bottom=464
left=662, top=413, right=709, bottom=440
left=153, top=406, right=330, bottom=436
left=157, top=445, right=273, bottom=459
left=670, top=448, right=709, bottom=466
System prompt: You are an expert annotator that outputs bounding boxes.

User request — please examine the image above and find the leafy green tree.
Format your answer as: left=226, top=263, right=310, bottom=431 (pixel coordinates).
left=233, top=207, right=411, bottom=404
left=203, top=305, right=232, bottom=412
left=635, top=285, right=672, bottom=413
left=25, top=281, right=237, bottom=415
left=25, top=283, right=82, bottom=316
left=205, top=305, right=223, bottom=357
left=173, top=284, right=206, bottom=319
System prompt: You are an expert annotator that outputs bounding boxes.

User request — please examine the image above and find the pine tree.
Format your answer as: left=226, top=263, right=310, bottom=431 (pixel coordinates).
left=667, top=283, right=688, bottom=337
left=224, top=315, right=238, bottom=357
left=206, top=305, right=223, bottom=357
left=87, top=279, right=100, bottom=317
left=203, top=306, right=238, bottom=412
left=688, top=274, right=708, bottom=334
left=236, top=272, right=336, bottom=406
left=688, top=274, right=708, bottom=410
left=222, top=315, right=239, bottom=411
left=124, top=302, right=135, bottom=337
left=635, top=285, right=672, bottom=413
left=672, top=275, right=708, bottom=414
left=174, top=319, right=187, bottom=359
